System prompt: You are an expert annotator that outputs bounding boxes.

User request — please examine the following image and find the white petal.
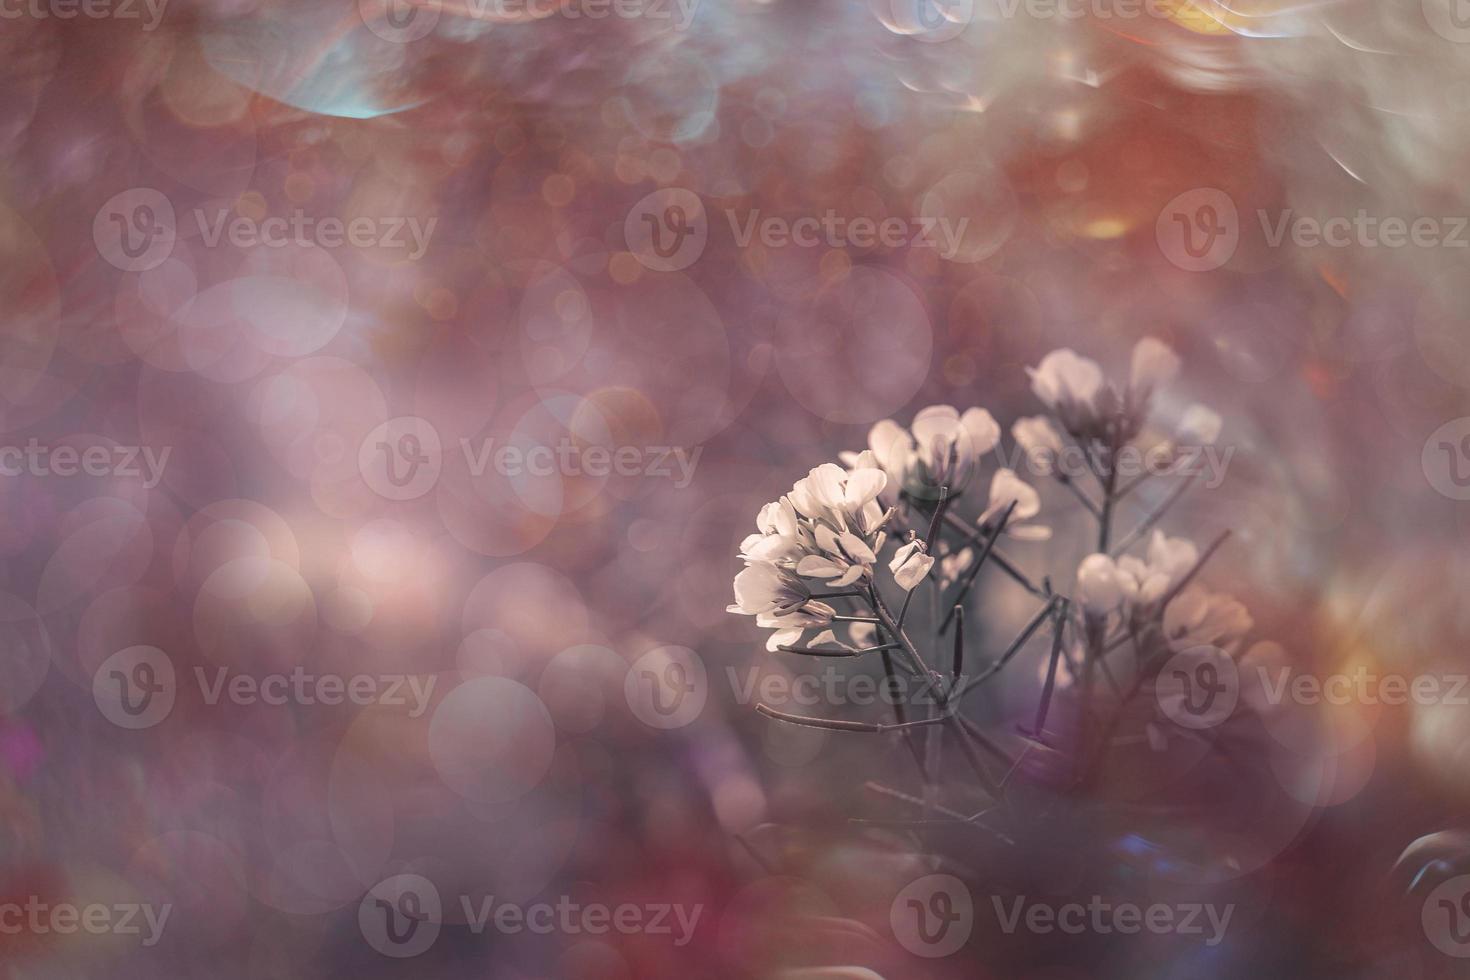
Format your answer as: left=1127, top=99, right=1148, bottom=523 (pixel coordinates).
left=960, top=407, right=1001, bottom=457
left=1130, top=337, right=1180, bottom=392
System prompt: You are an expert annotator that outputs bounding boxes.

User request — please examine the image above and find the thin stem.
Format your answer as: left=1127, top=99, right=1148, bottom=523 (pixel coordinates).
left=1055, top=472, right=1101, bottom=517
left=939, top=501, right=1016, bottom=632
left=945, top=717, right=1005, bottom=802
left=1156, top=529, right=1232, bottom=611
left=775, top=642, right=904, bottom=658
left=951, top=605, right=965, bottom=681
left=955, top=596, right=1060, bottom=697
left=809, top=590, right=866, bottom=600
left=1109, top=471, right=1200, bottom=556
left=940, top=510, right=1046, bottom=602
left=831, top=615, right=881, bottom=624
left=755, top=702, right=952, bottom=733
left=1029, top=598, right=1069, bottom=737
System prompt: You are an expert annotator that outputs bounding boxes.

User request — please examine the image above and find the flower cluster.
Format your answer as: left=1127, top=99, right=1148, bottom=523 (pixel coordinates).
left=728, top=463, right=893, bottom=651
left=730, top=337, right=1281, bottom=778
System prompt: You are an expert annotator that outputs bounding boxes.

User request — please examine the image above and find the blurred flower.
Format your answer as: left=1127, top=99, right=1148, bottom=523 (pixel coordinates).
left=1177, top=404, right=1223, bottom=446
left=842, top=405, right=1000, bottom=501
left=978, top=468, right=1050, bottom=541
left=1115, top=531, right=1198, bottom=608
left=1076, top=552, right=1125, bottom=616
left=1163, top=585, right=1253, bottom=653
left=1012, top=415, right=1066, bottom=475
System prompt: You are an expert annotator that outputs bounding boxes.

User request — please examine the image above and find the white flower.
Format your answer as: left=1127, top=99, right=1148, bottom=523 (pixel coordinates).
left=1012, top=416, right=1065, bottom=475
left=1113, top=531, right=1197, bottom=607
left=796, top=525, right=879, bottom=587
left=789, top=463, right=887, bottom=533
left=739, top=497, right=807, bottom=565
left=1076, top=553, right=1125, bottom=616
left=728, top=562, right=828, bottom=618
left=1027, top=349, right=1104, bottom=415
left=938, top=546, right=973, bottom=587
left=978, top=468, right=1050, bottom=541
left=1163, top=585, right=1252, bottom=653
left=1129, top=338, right=1180, bottom=395
left=728, top=562, right=837, bottom=652
left=847, top=620, right=878, bottom=648
left=843, top=405, right=1000, bottom=501
left=1177, top=404, right=1222, bottom=446
left=889, top=539, right=935, bottom=592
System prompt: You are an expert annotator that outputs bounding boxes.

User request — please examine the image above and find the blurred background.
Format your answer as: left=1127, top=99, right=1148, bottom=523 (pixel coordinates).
left=3, top=0, right=1470, bottom=976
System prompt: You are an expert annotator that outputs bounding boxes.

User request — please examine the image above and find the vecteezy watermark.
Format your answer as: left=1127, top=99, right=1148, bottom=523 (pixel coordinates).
left=1158, top=188, right=1470, bottom=271
left=1422, top=417, right=1470, bottom=501
left=0, top=439, right=171, bottom=489
left=192, top=208, right=438, bottom=259
left=994, top=440, right=1234, bottom=490
left=93, top=188, right=177, bottom=272
left=358, top=0, right=697, bottom=41
left=0, top=898, right=171, bottom=947
left=92, top=647, right=436, bottom=730
left=359, top=875, right=702, bottom=958
left=1423, top=0, right=1470, bottom=44
left=0, top=0, right=168, bottom=29
left=92, top=189, right=438, bottom=270
left=1251, top=666, right=1469, bottom=708
left=1155, top=646, right=1239, bottom=730
left=1156, top=188, right=1239, bottom=273
left=624, top=187, right=708, bottom=272
left=891, top=875, right=974, bottom=958
left=727, top=665, right=963, bottom=710
left=1256, top=210, right=1469, bottom=250
left=992, top=895, right=1233, bottom=946
left=359, top=416, right=703, bottom=501
left=723, top=209, right=972, bottom=260
left=1423, top=875, right=1470, bottom=957
left=624, top=646, right=707, bottom=729
left=882, top=0, right=975, bottom=42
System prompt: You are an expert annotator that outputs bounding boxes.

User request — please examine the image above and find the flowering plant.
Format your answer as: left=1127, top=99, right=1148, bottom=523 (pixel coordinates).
left=729, top=338, right=1283, bottom=821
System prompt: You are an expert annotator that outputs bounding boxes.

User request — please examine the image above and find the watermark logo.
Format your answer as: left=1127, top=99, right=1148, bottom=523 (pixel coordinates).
left=360, top=417, right=444, bottom=501
left=891, top=874, right=973, bottom=957
left=884, top=0, right=973, bottom=41
left=0, top=0, right=169, bottom=29
left=992, top=896, right=1232, bottom=945
left=1424, top=0, right=1470, bottom=43
left=360, top=876, right=703, bottom=957
left=93, top=646, right=176, bottom=730
left=1257, top=210, right=1467, bottom=249
left=624, top=646, right=707, bottom=729
left=1156, top=188, right=1238, bottom=272
left=359, top=416, right=704, bottom=500
left=1155, top=645, right=1238, bottom=729
left=193, top=208, right=437, bottom=258
left=728, top=665, right=961, bottom=710
left=360, top=874, right=442, bottom=958
left=359, top=0, right=441, bottom=42
left=93, top=188, right=176, bottom=272
left=1423, top=875, right=1470, bottom=956
left=1251, top=666, right=1468, bottom=707
left=0, top=898, right=171, bottom=946
left=724, top=209, right=971, bottom=260
left=625, top=188, right=708, bottom=272
left=1423, top=417, right=1470, bottom=501
left=0, top=439, right=171, bottom=488
left=93, top=650, right=438, bottom=728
